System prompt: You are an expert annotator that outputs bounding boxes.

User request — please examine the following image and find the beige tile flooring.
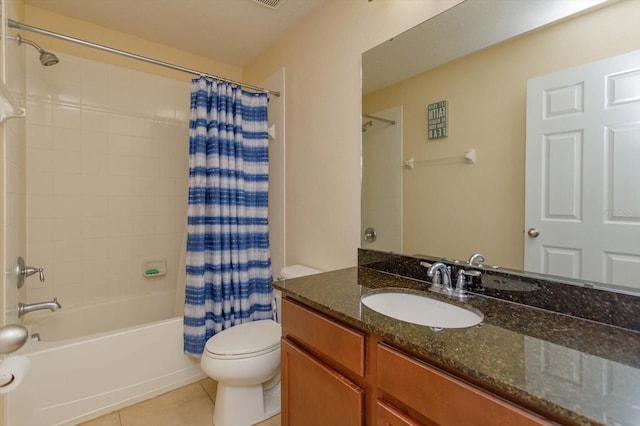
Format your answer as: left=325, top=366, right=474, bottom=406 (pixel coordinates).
left=79, top=379, right=281, bottom=426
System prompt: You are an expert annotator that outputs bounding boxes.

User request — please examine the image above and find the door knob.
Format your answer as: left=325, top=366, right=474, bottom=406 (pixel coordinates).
left=527, top=228, right=540, bottom=238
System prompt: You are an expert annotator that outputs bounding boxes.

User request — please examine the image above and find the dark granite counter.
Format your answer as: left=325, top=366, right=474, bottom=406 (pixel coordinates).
left=272, top=267, right=640, bottom=426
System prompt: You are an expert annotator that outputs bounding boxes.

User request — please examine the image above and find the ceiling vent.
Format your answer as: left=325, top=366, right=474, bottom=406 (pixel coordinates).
left=251, top=0, right=288, bottom=10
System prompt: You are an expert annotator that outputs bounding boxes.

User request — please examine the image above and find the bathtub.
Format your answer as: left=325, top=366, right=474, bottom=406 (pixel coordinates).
left=7, top=290, right=205, bottom=425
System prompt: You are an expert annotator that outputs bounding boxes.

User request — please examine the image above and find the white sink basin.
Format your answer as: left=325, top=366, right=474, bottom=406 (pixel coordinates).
left=361, top=291, right=483, bottom=328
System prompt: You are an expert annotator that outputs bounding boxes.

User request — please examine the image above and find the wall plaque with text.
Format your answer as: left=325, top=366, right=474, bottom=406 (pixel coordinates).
left=428, top=100, right=448, bottom=139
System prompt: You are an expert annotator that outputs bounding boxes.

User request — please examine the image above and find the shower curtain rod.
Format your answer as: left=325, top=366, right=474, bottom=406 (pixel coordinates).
left=7, top=19, right=281, bottom=97
left=362, top=113, right=395, bottom=125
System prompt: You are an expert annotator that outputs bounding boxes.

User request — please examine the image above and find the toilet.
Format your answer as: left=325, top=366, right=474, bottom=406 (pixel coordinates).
left=200, top=264, right=321, bottom=426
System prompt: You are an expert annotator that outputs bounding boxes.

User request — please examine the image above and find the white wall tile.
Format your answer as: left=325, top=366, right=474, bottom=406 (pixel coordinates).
left=82, top=83, right=109, bottom=108
left=53, top=173, right=82, bottom=196
left=108, top=113, right=132, bottom=135
left=26, top=52, right=190, bottom=307
left=108, top=134, right=132, bottom=156
left=132, top=215, right=156, bottom=236
left=82, top=237, right=109, bottom=260
left=131, top=196, right=156, bottom=217
left=108, top=175, right=132, bottom=196
left=81, top=130, right=109, bottom=154
left=52, top=195, right=82, bottom=218
left=28, top=218, right=53, bottom=243
left=52, top=150, right=82, bottom=174
left=26, top=100, right=52, bottom=126
left=108, top=155, right=132, bottom=176
left=82, top=109, right=108, bottom=132
left=53, top=127, right=82, bottom=152
left=52, top=104, right=81, bottom=129
left=27, top=124, right=53, bottom=149
left=27, top=194, right=52, bottom=218
left=52, top=239, right=83, bottom=263
left=82, top=216, right=108, bottom=239
left=131, top=117, right=153, bottom=137
left=28, top=172, right=52, bottom=195
left=53, top=217, right=83, bottom=241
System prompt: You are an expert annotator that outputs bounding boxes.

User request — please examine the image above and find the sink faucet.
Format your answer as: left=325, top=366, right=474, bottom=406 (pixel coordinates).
left=18, top=297, right=62, bottom=318
left=426, top=262, right=452, bottom=293
left=467, top=253, right=485, bottom=266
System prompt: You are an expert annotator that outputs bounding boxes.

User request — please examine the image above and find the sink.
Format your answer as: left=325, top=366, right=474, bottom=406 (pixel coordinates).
left=361, top=290, right=483, bottom=328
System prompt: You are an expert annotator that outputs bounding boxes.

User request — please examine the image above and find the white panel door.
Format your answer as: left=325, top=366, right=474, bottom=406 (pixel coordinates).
left=525, top=50, right=640, bottom=288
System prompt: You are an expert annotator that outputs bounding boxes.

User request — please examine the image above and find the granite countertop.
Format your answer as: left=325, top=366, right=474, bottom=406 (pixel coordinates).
left=273, top=267, right=640, bottom=426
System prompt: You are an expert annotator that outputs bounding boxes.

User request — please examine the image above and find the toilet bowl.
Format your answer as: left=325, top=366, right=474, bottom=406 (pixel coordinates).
left=201, top=264, right=321, bottom=426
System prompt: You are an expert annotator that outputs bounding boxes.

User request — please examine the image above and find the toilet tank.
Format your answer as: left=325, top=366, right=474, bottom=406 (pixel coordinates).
left=273, top=264, right=322, bottom=323
left=279, top=264, right=322, bottom=280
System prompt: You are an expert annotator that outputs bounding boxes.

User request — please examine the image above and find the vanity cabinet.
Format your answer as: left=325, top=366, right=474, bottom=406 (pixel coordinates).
left=281, top=297, right=551, bottom=426
left=281, top=298, right=366, bottom=425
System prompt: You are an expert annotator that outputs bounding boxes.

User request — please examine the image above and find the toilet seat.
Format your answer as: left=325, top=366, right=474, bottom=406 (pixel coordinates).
left=204, top=320, right=281, bottom=359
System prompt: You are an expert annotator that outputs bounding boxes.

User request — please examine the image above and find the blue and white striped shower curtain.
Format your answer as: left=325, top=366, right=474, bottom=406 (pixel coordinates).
left=184, top=77, right=273, bottom=357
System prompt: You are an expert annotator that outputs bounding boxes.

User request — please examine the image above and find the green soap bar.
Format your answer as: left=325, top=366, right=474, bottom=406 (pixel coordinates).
left=145, top=269, right=160, bottom=275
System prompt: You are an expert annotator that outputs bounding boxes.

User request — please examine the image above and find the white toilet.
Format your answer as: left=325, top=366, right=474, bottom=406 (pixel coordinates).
left=200, top=264, right=321, bottom=426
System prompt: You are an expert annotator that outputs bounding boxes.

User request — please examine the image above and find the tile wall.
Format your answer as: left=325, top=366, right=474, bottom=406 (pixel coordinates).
left=25, top=51, right=190, bottom=307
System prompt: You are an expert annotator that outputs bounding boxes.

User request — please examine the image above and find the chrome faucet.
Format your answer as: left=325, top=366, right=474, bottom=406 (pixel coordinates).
left=467, top=253, right=485, bottom=266
left=426, top=262, right=452, bottom=293
left=18, top=297, right=62, bottom=318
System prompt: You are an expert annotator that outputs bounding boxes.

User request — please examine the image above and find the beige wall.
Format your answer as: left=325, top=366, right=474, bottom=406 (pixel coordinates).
left=244, top=0, right=462, bottom=271
left=24, top=5, right=242, bottom=83
left=363, top=0, right=640, bottom=269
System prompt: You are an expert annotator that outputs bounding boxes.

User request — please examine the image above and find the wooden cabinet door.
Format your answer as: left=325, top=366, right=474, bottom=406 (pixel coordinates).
left=282, top=338, right=364, bottom=426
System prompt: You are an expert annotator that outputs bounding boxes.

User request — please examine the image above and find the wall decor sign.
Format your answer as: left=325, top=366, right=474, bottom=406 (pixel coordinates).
left=427, top=100, right=448, bottom=139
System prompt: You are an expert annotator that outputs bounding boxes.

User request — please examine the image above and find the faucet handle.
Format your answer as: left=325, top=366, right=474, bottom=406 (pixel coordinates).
left=453, top=269, right=470, bottom=300
left=23, top=265, right=45, bottom=282
left=16, top=257, right=45, bottom=289
left=420, top=261, right=439, bottom=288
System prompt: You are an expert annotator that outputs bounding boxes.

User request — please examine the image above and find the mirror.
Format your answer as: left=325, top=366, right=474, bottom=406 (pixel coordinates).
left=361, top=0, right=640, bottom=293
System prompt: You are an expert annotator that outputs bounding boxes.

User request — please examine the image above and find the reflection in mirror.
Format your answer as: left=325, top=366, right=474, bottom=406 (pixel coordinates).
left=361, top=0, right=640, bottom=293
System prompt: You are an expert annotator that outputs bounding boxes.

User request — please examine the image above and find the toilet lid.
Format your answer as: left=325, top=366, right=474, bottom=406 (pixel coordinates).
left=204, top=320, right=281, bottom=356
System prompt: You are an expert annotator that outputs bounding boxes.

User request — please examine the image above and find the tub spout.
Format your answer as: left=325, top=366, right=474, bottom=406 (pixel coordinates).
left=18, top=297, right=62, bottom=318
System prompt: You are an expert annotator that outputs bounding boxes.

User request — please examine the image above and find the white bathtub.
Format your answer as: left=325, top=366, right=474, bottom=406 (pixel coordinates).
left=7, top=291, right=205, bottom=425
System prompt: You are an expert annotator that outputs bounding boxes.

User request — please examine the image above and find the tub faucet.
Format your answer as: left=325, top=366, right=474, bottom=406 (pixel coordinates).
left=426, top=262, right=452, bottom=293
left=18, top=297, right=62, bottom=318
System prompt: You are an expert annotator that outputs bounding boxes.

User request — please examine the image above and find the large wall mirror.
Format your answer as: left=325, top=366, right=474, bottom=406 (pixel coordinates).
left=361, top=0, right=640, bottom=293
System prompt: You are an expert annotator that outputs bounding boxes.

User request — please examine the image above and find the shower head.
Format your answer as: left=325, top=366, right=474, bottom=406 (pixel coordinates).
left=7, top=34, right=59, bottom=66
left=38, top=50, right=60, bottom=67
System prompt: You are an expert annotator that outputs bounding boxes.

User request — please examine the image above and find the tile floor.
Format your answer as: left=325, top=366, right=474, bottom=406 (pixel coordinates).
left=78, top=379, right=281, bottom=426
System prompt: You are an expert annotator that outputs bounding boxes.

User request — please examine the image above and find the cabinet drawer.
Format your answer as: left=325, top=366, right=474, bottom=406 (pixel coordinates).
left=377, top=344, right=551, bottom=426
left=282, top=298, right=365, bottom=377
left=376, top=400, right=423, bottom=426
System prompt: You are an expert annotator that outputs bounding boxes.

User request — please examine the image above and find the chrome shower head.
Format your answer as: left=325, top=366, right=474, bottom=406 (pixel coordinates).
left=8, top=33, right=59, bottom=66
left=38, top=50, right=59, bottom=66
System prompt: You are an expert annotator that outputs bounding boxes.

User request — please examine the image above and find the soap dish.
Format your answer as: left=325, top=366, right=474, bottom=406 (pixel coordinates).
left=142, top=259, right=167, bottom=277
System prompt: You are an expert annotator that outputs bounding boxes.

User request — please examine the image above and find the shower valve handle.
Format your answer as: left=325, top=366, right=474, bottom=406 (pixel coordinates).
left=16, top=257, right=45, bottom=289
left=23, top=266, right=45, bottom=282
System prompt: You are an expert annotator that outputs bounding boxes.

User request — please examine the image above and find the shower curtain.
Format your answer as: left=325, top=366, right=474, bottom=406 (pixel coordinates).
left=184, top=77, right=272, bottom=357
